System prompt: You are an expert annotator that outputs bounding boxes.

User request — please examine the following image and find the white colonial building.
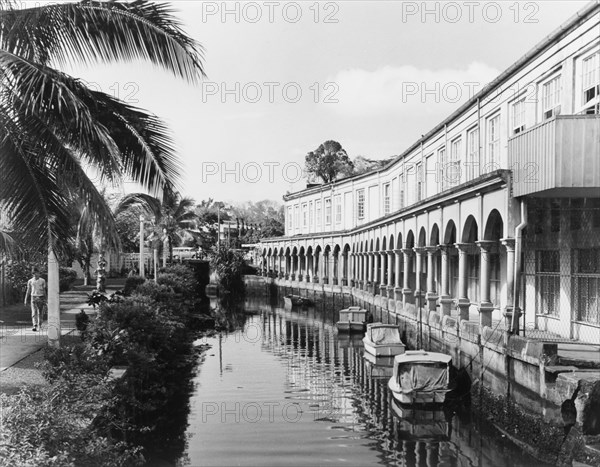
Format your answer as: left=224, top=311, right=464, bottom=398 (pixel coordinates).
left=260, top=3, right=600, bottom=344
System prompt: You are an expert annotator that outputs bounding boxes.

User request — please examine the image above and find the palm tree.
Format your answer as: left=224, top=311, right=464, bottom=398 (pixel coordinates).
left=116, top=189, right=197, bottom=266
left=0, top=0, right=205, bottom=345
left=0, top=0, right=205, bottom=248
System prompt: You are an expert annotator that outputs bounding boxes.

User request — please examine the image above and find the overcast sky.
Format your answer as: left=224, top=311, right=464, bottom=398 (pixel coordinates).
left=54, top=0, right=590, bottom=203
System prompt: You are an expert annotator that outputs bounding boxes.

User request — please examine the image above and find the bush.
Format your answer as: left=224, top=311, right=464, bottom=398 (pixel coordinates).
left=209, top=247, right=246, bottom=294
left=122, top=276, right=146, bottom=296
left=59, top=267, right=78, bottom=292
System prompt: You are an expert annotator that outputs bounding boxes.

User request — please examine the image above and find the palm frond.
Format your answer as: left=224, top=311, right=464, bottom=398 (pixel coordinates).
left=0, top=0, right=205, bottom=82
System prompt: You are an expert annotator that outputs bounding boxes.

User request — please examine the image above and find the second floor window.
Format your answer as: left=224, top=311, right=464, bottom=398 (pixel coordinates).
left=335, top=195, right=342, bottom=223
left=450, top=138, right=462, bottom=186
left=583, top=52, right=599, bottom=114
left=416, top=162, right=423, bottom=201
left=438, top=147, right=447, bottom=190
left=542, top=75, right=561, bottom=120
left=294, top=205, right=300, bottom=229
left=302, top=204, right=307, bottom=227
left=309, top=201, right=314, bottom=228
left=357, top=189, right=365, bottom=219
left=466, top=127, right=479, bottom=181
left=487, top=114, right=500, bottom=168
left=316, top=201, right=321, bottom=228
left=325, top=198, right=332, bottom=225
left=511, top=98, right=526, bottom=134
left=287, top=207, right=292, bottom=230
left=383, top=184, right=391, bottom=214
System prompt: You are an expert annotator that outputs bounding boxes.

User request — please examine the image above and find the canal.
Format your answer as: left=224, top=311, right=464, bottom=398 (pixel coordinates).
left=180, top=296, right=552, bottom=466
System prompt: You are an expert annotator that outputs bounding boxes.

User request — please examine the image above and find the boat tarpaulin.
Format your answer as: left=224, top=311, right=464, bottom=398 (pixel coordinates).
left=397, top=362, right=448, bottom=393
left=369, top=326, right=400, bottom=345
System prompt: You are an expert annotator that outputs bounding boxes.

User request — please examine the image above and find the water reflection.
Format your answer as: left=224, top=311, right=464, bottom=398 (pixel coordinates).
left=181, top=296, right=550, bottom=467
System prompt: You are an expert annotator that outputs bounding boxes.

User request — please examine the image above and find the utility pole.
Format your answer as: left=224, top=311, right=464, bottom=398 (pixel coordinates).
left=217, top=207, right=221, bottom=250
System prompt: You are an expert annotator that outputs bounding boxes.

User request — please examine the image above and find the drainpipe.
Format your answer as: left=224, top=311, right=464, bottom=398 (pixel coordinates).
left=511, top=199, right=527, bottom=334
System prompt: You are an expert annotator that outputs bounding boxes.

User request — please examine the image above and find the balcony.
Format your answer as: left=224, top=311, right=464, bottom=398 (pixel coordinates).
left=508, top=115, right=600, bottom=197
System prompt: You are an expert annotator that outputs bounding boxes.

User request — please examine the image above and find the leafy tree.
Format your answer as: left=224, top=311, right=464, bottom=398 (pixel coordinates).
left=305, top=140, right=354, bottom=184
left=115, top=189, right=197, bottom=262
left=0, top=0, right=205, bottom=253
left=194, top=199, right=231, bottom=250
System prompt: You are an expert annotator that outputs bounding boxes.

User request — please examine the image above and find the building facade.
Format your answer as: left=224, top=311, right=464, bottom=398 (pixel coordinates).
left=260, top=3, right=600, bottom=344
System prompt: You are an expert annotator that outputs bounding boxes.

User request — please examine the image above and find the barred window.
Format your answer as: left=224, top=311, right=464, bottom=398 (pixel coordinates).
left=573, top=248, right=600, bottom=325
left=536, top=250, right=560, bottom=316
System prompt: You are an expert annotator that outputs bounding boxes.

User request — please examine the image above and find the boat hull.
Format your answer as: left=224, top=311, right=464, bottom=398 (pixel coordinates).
left=336, top=321, right=366, bottom=333
left=362, top=339, right=405, bottom=357
left=388, top=379, right=448, bottom=405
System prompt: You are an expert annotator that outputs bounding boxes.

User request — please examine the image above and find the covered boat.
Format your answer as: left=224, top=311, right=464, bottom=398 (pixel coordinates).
left=387, top=350, right=453, bottom=405
left=336, top=306, right=367, bottom=332
left=362, top=323, right=405, bottom=357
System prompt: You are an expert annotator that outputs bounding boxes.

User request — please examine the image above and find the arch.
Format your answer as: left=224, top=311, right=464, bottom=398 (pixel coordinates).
left=292, top=246, right=298, bottom=256
left=484, top=209, right=504, bottom=241
left=443, top=220, right=457, bottom=245
left=299, top=246, right=305, bottom=255
left=461, top=215, right=478, bottom=243
left=382, top=236, right=387, bottom=251
left=333, top=244, right=341, bottom=255
left=417, top=227, right=427, bottom=247
left=429, top=223, right=440, bottom=246
left=389, top=234, right=395, bottom=251
left=396, top=232, right=403, bottom=249
left=375, top=238, right=380, bottom=252
left=306, top=245, right=313, bottom=255
left=369, top=239, right=374, bottom=252
left=405, top=230, right=415, bottom=249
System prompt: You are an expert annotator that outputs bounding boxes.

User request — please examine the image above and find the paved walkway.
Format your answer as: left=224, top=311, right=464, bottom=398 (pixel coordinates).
left=0, top=283, right=122, bottom=372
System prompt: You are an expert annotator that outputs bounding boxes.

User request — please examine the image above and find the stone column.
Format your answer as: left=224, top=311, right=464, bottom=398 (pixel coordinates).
left=331, top=253, right=337, bottom=286
left=394, top=249, right=403, bottom=300
left=387, top=250, right=394, bottom=298
left=501, top=238, right=519, bottom=331
left=413, top=247, right=425, bottom=304
left=340, top=253, right=346, bottom=286
left=313, top=253, right=319, bottom=283
left=476, top=241, right=495, bottom=327
left=425, top=246, right=439, bottom=313
left=379, top=251, right=387, bottom=295
left=454, top=243, right=472, bottom=321
left=438, top=245, right=453, bottom=316
left=402, top=248, right=414, bottom=305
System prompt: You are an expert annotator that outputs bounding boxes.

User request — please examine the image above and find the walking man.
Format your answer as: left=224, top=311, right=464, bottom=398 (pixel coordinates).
left=24, top=268, right=46, bottom=332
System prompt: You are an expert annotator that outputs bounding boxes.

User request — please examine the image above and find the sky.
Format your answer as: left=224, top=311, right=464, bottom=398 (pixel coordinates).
left=49, top=0, right=592, bottom=204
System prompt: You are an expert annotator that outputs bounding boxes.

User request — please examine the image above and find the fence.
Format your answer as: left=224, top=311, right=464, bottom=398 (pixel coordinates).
left=521, top=199, right=600, bottom=343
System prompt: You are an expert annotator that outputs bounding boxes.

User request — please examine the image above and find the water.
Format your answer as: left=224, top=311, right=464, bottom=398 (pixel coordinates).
left=179, top=297, right=551, bottom=466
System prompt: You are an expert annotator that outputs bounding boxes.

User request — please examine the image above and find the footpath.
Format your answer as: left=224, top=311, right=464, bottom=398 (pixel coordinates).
left=0, top=280, right=124, bottom=394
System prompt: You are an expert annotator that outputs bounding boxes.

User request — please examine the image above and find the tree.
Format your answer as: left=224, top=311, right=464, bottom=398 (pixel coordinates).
left=305, top=140, right=354, bottom=184
left=0, top=0, right=205, bottom=250
left=115, top=189, right=197, bottom=264
left=0, top=0, right=204, bottom=346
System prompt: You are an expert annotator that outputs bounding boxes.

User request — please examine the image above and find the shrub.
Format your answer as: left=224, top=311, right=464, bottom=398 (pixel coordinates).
left=209, top=247, right=246, bottom=294
left=59, top=267, right=78, bottom=292
left=122, top=276, right=146, bottom=296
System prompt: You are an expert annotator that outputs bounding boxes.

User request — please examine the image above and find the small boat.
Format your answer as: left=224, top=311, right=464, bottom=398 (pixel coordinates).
left=388, top=350, right=453, bottom=405
left=362, top=323, right=405, bottom=357
left=336, top=306, right=367, bottom=332
left=283, top=294, right=313, bottom=309
left=363, top=351, right=395, bottom=379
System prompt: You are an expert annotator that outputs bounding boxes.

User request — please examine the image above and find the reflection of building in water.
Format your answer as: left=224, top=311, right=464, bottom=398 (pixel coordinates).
left=255, top=304, right=533, bottom=466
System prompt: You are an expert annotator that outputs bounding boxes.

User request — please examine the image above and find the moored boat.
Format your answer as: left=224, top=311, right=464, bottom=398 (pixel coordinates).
left=387, top=350, right=453, bottom=405
left=362, top=323, right=405, bottom=357
left=336, top=306, right=367, bottom=332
